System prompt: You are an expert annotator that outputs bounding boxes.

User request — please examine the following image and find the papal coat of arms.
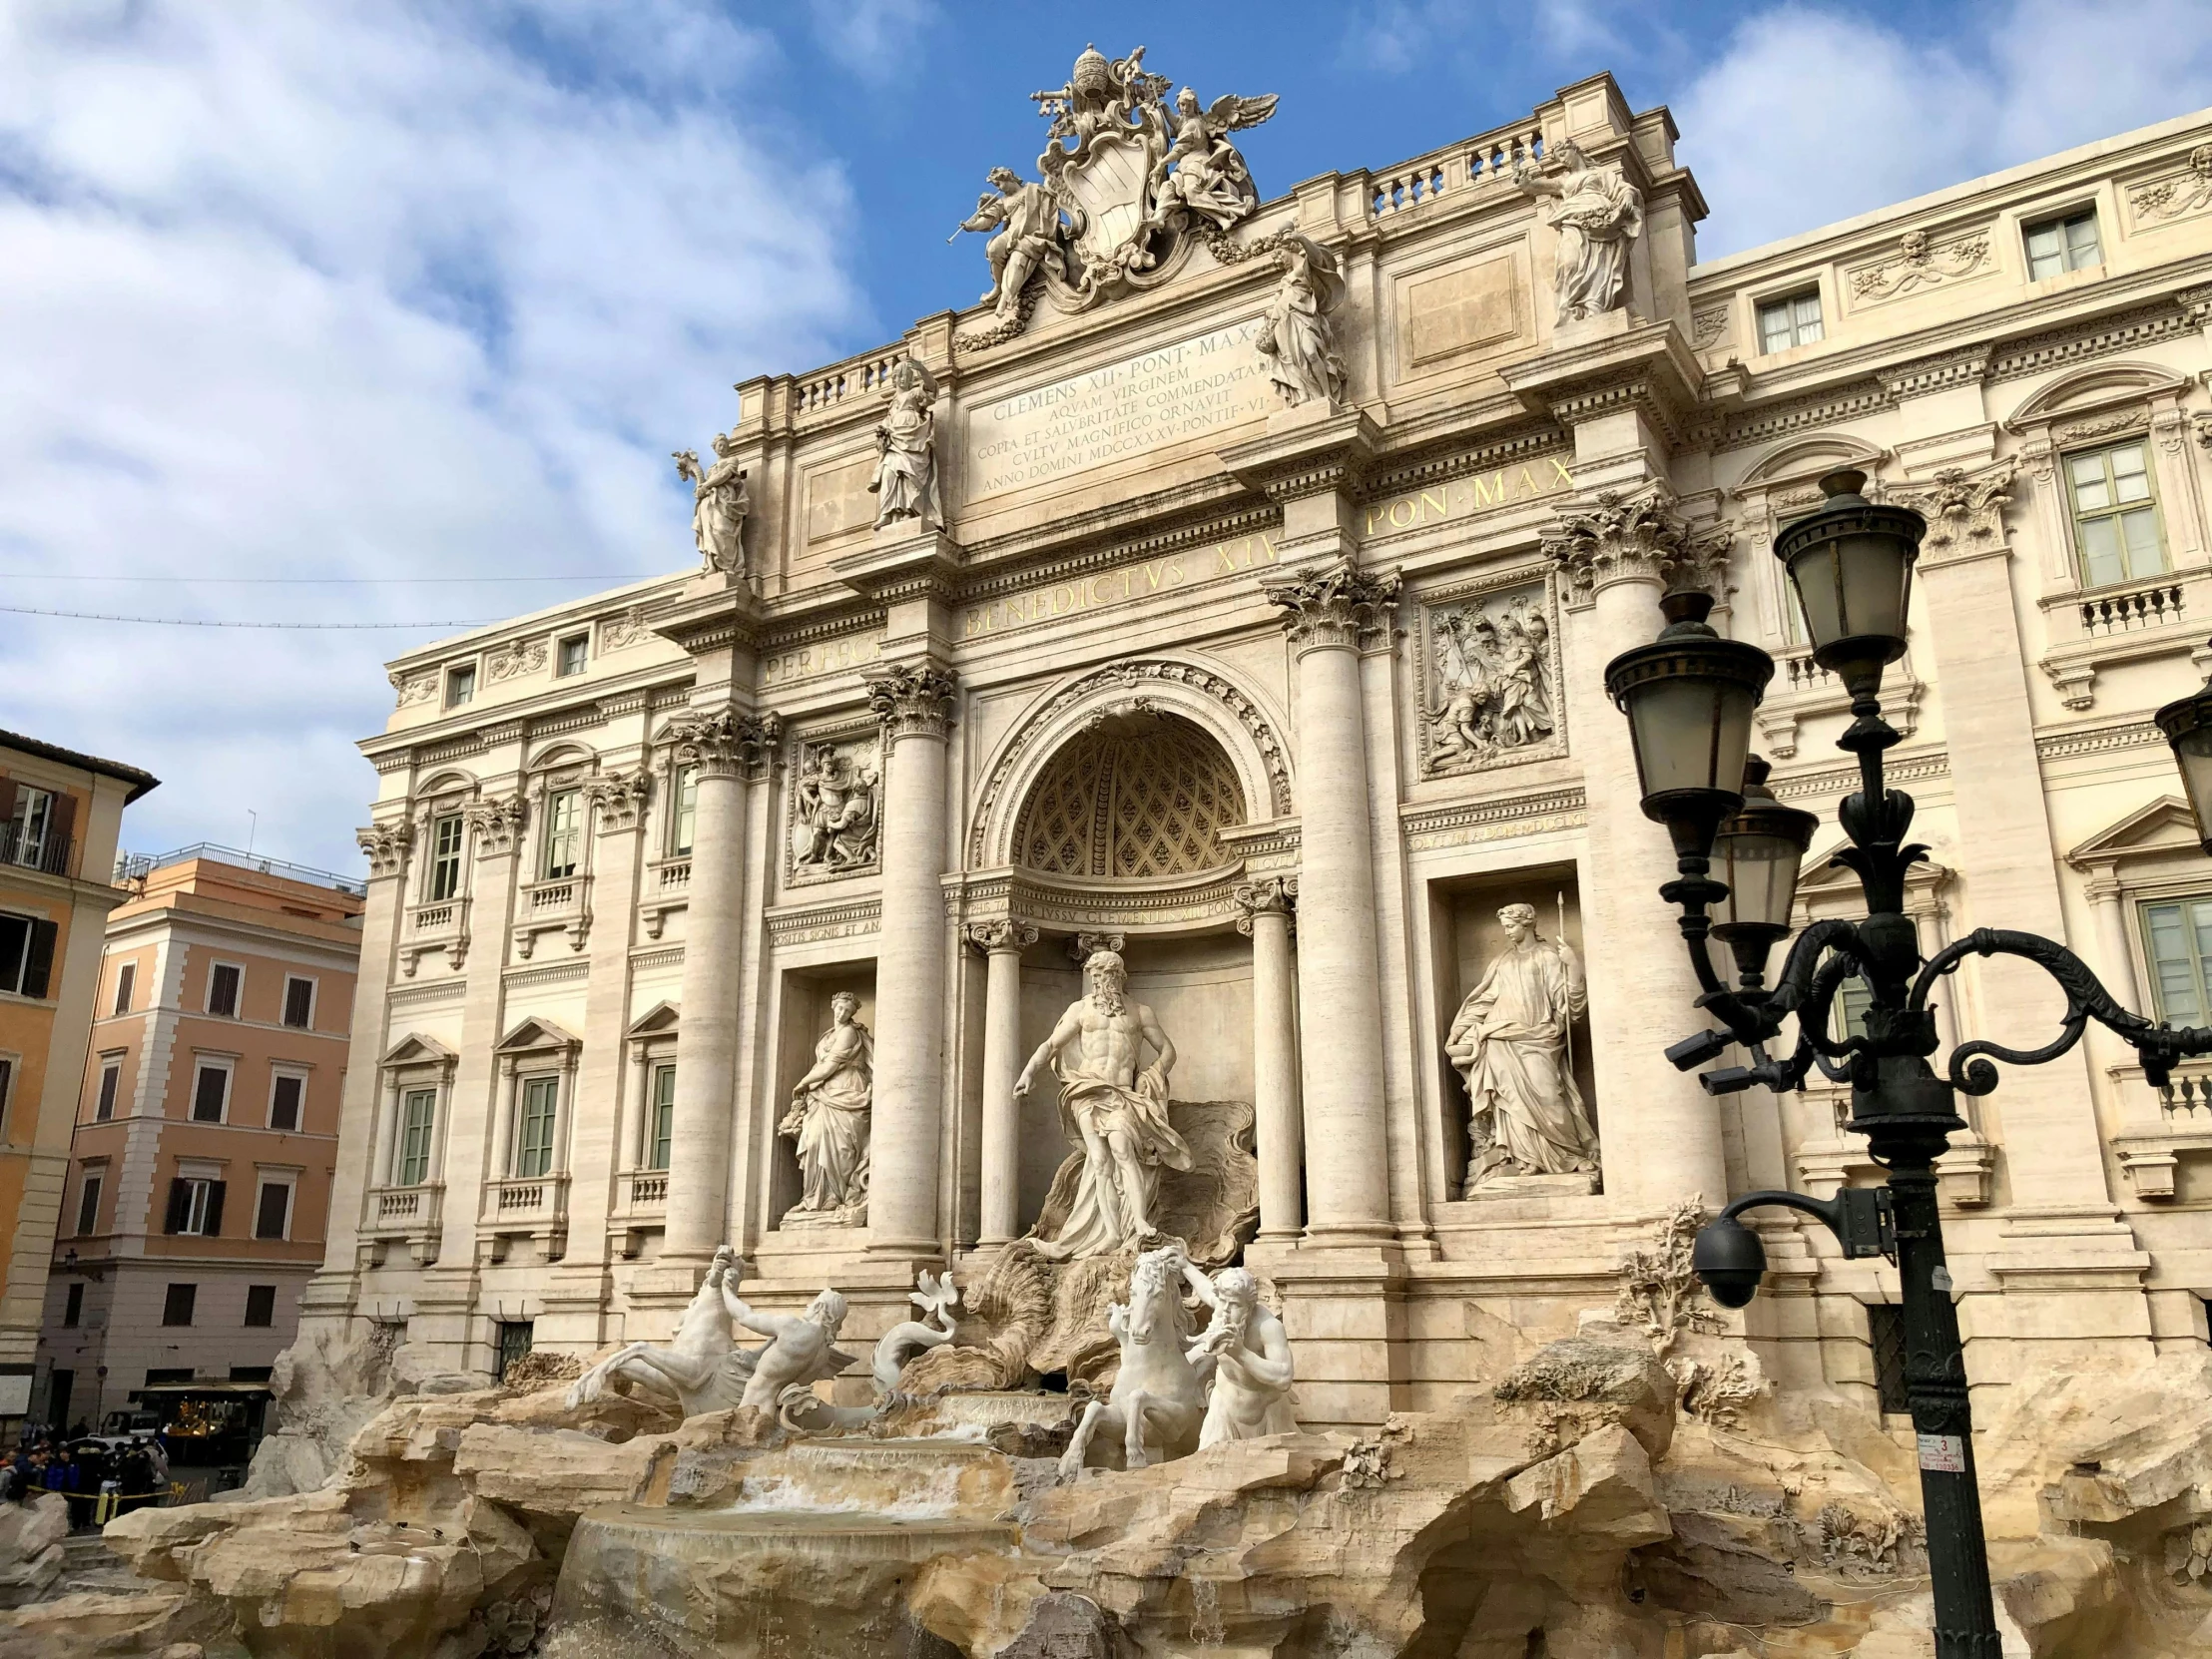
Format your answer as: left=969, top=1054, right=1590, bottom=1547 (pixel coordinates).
left=952, top=44, right=1278, bottom=345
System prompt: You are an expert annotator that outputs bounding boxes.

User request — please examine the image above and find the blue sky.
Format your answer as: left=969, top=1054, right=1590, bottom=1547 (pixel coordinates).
left=4, top=0, right=2212, bottom=871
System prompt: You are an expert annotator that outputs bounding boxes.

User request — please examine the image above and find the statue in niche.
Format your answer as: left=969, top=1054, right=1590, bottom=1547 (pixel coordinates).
left=953, top=167, right=1076, bottom=321
left=1017, top=949, right=1193, bottom=1261
left=1512, top=137, right=1643, bottom=325
left=791, top=741, right=879, bottom=874
left=1446, top=903, right=1598, bottom=1194
left=869, top=357, right=942, bottom=529
left=779, top=992, right=872, bottom=1227
left=674, top=432, right=749, bottom=576
left=1189, top=1266, right=1298, bottom=1447
left=1255, top=235, right=1348, bottom=409
left=1424, top=595, right=1556, bottom=774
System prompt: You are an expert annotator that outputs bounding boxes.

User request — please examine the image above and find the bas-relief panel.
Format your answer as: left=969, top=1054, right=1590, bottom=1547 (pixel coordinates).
left=1412, top=574, right=1566, bottom=779
left=961, top=317, right=1276, bottom=506
left=785, top=725, right=882, bottom=887
left=1392, top=249, right=1529, bottom=380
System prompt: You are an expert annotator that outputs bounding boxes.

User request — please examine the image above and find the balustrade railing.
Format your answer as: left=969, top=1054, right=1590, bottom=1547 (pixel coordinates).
left=2081, top=582, right=2185, bottom=635
left=1369, top=125, right=1542, bottom=218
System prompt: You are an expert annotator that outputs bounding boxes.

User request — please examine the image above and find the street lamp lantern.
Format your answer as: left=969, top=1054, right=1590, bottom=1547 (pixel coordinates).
left=1603, top=586, right=1775, bottom=858
left=2154, top=673, right=2212, bottom=855
left=1709, top=757, right=1821, bottom=983
left=1773, top=468, right=1925, bottom=697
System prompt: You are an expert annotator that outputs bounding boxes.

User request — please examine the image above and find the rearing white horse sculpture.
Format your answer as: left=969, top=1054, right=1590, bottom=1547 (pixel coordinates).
left=1058, top=1243, right=1217, bottom=1477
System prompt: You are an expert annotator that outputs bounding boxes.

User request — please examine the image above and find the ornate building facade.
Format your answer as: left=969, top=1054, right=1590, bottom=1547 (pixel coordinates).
left=308, top=65, right=2212, bottom=1428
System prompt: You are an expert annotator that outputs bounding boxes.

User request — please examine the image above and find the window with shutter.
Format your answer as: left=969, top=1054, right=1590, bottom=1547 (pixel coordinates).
left=21, top=920, right=55, bottom=1000
left=162, top=1284, right=197, bottom=1327
left=244, top=1285, right=276, bottom=1328
left=649, top=1064, right=676, bottom=1171
left=516, top=1076, right=559, bottom=1177
left=163, top=1178, right=190, bottom=1235
left=0, top=913, right=30, bottom=996
left=254, top=1181, right=290, bottom=1240
left=96, top=1062, right=120, bottom=1122
left=428, top=815, right=464, bottom=900
left=282, top=977, right=314, bottom=1029
left=113, top=962, right=136, bottom=1015
left=62, top=1284, right=82, bottom=1328
left=76, top=1175, right=102, bottom=1237
left=270, top=1074, right=303, bottom=1131
left=202, top=1180, right=226, bottom=1237
left=208, top=963, right=241, bottom=1017
left=166, top=1176, right=221, bottom=1235
left=0, top=1057, right=11, bottom=1134
left=398, top=1090, right=436, bottom=1185
left=192, top=1065, right=230, bottom=1122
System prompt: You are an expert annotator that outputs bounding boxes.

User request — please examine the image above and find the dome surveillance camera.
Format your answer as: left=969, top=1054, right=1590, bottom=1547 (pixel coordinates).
left=1691, top=1214, right=1768, bottom=1310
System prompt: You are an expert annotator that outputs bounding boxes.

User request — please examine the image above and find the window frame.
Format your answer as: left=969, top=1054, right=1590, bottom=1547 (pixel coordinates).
left=540, top=788, right=583, bottom=880
left=515, top=1073, right=560, bottom=1179
left=280, top=974, right=316, bottom=1030
left=244, top=1285, right=277, bottom=1329
left=62, top=1283, right=83, bottom=1329
left=2024, top=207, right=2101, bottom=280
left=268, top=1068, right=306, bottom=1132
left=445, top=663, right=477, bottom=709
left=253, top=1176, right=295, bottom=1242
left=0, top=1053, right=12, bottom=1139
left=112, top=961, right=136, bottom=1016
left=1867, top=1302, right=1910, bottom=1415
left=0, top=910, right=55, bottom=999
left=74, top=1172, right=103, bottom=1238
left=161, top=1284, right=198, bottom=1328
left=2139, top=892, right=2212, bottom=1026
left=398, top=1088, right=437, bottom=1186
left=190, top=1059, right=234, bottom=1124
left=1755, top=286, right=1825, bottom=355
left=649, top=1061, right=677, bottom=1171
left=556, top=633, right=589, bottom=678
left=672, top=765, right=699, bottom=857
left=205, top=959, right=244, bottom=1019
left=171, top=1174, right=223, bottom=1237
left=426, top=813, right=465, bottom=901
left=2062, top=437, right=2168, bottom=589
left=95, top=1057, right=122, bottom=1122
left=6, top=785, right=54, bottom=869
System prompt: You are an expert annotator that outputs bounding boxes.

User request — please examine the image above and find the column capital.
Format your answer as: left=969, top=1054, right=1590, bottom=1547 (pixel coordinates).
left=1540, top=486, right=1731, bottom=607
left=661, top=708, right=782, bottom=779
left=461, top=795, right=527, bottom=859
left=1262, top=557, right=1400, bottom=654
left=1068, top=930, right=1125, bottom=964
left=867, top=662, right=959, bottom=742
left=964, top=919, right=1039, bottom=955
left=1232, top=875, right=1298, bottom=936
left=355, top=821, right=412, bottom=879
left=580, top=769, right=652, bottom=833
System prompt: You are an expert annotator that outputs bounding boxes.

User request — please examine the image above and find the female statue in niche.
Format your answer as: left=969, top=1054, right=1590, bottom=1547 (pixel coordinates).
left=1446, top=902, right=1597, bottom=1193
left=779, top=991, right=873, bottom=1226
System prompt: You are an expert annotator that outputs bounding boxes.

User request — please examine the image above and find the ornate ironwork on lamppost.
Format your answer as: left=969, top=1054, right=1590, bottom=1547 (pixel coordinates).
left=1605, top=468, right=2212, bottom=1659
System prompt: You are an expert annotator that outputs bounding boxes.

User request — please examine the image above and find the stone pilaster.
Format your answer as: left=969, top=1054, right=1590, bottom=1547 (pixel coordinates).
left=658, top=709, right=779, bottom=1266
left=1233, top=877, right=1302, bottom=1243
left=1541, top=488, right=1732, bottom=1215
left=966, top=919, right=1038, bottom=1246
left=866, top=662, right=959, bottom=1258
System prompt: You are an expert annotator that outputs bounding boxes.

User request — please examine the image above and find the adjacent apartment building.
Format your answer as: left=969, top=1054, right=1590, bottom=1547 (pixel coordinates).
left=35, top=848, right=361, bottom=1431
left=0, top=731, right=157, bottom=1427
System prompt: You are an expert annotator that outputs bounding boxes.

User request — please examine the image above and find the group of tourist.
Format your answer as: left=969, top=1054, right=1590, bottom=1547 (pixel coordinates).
left=0, top=1426, right=171, bottom=1527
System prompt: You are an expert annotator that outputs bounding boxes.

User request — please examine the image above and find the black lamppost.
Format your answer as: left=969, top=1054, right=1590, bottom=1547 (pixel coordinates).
left=1604, top=469, right=2212, bottom=1659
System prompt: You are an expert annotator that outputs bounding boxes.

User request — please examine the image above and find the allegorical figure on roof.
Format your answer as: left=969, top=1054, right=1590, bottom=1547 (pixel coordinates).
left=673, top=431, right=748, bottom=577
left=1255, top=234, right=1348, bottom=409
left=952, top=166, right=1073, bottom=322
left=1145, top=85, right=1278, bottom=233
left=868, top=357, right=942, bottom=529
left=1513, top=137, right=1644, bottom=325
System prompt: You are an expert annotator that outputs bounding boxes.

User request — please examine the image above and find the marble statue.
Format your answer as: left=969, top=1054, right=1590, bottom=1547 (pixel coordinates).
left=674, top=433, right=749, bottom=575
left=1512, top=138, right=1643, bottom=324
left=1445, top=904, right=1598, bottom=1193
left=1189, top=1266, right=1298, bottom=1447
left=1424, top=595, right=1557, bottom=774
left=779, top=992, right=873, bottom=1227
left=869, top=358, right=942, bottom=529
left=870, top=1270, right=958, bottom=1394
left=791, top=742, right=879, bottom=873
left=1255, top=235, right=1348, bottom=409
left=1144, top=85, right=1278, bottom=233
left=953, top=167, right=1072, bottom=321
left=1059, top=1241, right=1215, bottom=1476
left=1016, top=948, right=1193, bottom=1260
left=565, top=1247, right=855, bottom=1418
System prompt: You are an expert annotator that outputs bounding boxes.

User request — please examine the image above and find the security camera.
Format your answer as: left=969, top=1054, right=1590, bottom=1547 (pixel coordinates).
left=1691, top=1214, right=1767, bottom=1310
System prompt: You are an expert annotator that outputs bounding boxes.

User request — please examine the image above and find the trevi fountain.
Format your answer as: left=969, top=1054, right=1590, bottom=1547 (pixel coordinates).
left=20, top=45, right=2212, bottom=1659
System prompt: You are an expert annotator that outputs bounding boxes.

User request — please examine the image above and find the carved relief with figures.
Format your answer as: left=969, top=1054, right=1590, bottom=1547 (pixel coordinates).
left=1415, top=578, right=1565, bottom=778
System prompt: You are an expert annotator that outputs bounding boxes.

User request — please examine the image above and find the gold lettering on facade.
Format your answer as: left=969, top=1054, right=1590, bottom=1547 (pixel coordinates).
left=959, top=532, right=1281, bottom=640
left=763, top=632, right=884, bottom=687
left=1363, top=459, right=1576, bottom=540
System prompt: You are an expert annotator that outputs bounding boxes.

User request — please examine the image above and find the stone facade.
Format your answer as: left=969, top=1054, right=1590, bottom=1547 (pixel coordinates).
left=307, top=72, right=2212, bottom=1431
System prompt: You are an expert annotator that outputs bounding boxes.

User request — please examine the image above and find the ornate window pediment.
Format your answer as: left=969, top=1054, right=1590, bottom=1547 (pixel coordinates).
left=1013, top=712, right=1247, bottom=879
left=380, top=1032, right=457, bottom=1070
left=495, top=1016, right=581, bottom=1056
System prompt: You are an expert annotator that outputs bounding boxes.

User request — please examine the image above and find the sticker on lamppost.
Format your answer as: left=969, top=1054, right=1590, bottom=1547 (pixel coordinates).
left=1918, top=1433, right=1967, bottom=1473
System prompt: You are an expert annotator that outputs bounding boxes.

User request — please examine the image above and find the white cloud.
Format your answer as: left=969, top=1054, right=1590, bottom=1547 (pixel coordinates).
left=1681, top=1, right=2212, bottom=259
left=0, top=1, right=866, bottom=869
left=807, top=0, right=937, bottom=83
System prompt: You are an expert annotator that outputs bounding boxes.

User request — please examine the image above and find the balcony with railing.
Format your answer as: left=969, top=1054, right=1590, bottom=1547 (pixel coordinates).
left=1367, top=121, right=1543, bottom=223
left=640, top=856, right=692, bottom=940
left=513, top=873, right=592, bottom=959
left=358, top=1183, right=444, bottom=1267
left=2112, top=1058, right=2212, bottom=1199
left=400, top=895, right=471, bottom=975
left=479, top=1172, right=571, bottom=1263
left=1, top=824, right=73, bottom=878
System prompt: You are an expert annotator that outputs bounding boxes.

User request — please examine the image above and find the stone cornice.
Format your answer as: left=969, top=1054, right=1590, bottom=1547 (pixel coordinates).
left=1219, top=408, right=1385, bottom=504
left=649, top=578, right=769, bottom=658
left=1497, top=319, right=1705, bottom=451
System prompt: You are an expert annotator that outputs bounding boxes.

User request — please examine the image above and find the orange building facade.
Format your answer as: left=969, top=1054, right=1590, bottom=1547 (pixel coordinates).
left=0, top=730, right=157, bottom=1426
left=35, top=850, right=360, bottom=1432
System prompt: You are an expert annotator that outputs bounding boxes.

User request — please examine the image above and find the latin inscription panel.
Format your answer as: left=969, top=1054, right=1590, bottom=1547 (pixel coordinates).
left=964, top=318, right=1273, bottom=502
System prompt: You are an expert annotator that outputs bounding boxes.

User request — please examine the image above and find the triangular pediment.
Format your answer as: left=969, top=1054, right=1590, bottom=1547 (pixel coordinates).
left=626, top=1000, right=681, bottom=1038
left=495, top=1015, right=581, bottom=1053
left=2067, top=797, right=2202, bottom=866
left=380, top=1032, right=457, bottom=1068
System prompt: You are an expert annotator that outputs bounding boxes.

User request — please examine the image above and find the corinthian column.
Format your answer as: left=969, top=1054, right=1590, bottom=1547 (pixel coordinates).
left=1233, top=877, right=1302, bottom=1242
left=966, top=919, right=1038, bottom=1246
left=1264, top=561, right=1396, bottom=1244
left=659, top=708, right=778, bottom=1263
left=1544, top=489, right=1732, bottom=1212
left=866, top=662, right=959, bottom=1256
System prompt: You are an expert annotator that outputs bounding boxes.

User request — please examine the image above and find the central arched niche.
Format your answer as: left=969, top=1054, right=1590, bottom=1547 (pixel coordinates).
left=1011, top=710, right=1247, bottom=879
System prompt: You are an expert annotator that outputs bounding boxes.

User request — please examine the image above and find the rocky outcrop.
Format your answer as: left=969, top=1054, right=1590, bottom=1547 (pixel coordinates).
left=0, top=1495, right=67, bottom=1607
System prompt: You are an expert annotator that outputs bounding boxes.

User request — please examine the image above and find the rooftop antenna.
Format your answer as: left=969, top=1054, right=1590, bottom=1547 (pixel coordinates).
left=246, top=810, right=259, bottom=858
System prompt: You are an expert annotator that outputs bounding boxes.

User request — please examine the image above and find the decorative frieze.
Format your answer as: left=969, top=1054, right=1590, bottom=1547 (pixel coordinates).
left=600, top=606, right=652, bottom=651
left=487, top=636, right=548, bottom=683
left=581, top=770, right=651, bottom=833
left=388, top=669, right=438, bottom=708
left=1539, top=489, right=1731, bottom=606
left=1262, top=558, right=1400, bottom=653
left=866, top=663, right=960, bottom=742
left=1847, top=228, right=1992, bottom=305
left=356, top=822, right=413, bottom=879
left=788, top=730, right=882, bottom=883
left=463, top=796, right=528, bottom=859
left=1413, top=575, right=1564, bottom=778
left=660, top=709, right=782, bottom=779
left=2127, top=144, right=2212, bottom=227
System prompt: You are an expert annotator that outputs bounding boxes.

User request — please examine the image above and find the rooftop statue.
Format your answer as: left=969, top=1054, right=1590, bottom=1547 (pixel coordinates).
left=673, top=432, right=748, bottom=578
left=954, top=44, right=1279, bottom=343
left=869, top=357, right=942, bottom=530
left=1255, top=235, right=1348, bottom=409
left=1513, top=137, right=1643, bottom=325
